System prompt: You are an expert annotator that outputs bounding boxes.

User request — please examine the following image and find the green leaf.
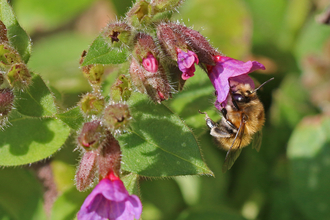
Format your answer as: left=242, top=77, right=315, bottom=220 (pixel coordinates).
left=82, top=35, right=129, bottom=66
left=51, top=186, right=90, bottom=220
left=0, top=0, right=31, bottom=63
left=118, top=93, right=213, bottom=177
left=122, top=173, right=140, bottom=195
left=0, top=168, right=46, bottom=220
left=169, top=68, right=218, bottom=137
left=15, top=72, right=57, bottom=117
left=56, top=107, right=84, bottom=130
left=287, top=116, right=330, bottom=220
left=0, top=112, right=71, bottom=166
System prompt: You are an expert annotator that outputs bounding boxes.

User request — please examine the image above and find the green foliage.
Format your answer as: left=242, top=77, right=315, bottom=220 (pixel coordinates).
left=81, top=35, right=129, bottom=66
left=119, top=92, right=212, bottom=177
left=0, top=0, right=330, bottom=220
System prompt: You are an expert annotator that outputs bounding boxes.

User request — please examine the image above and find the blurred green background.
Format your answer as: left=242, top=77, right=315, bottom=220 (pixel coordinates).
left=1, top=0, right=330, bottom=219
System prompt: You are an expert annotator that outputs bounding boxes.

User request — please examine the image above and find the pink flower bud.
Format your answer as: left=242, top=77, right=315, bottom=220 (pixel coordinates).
left=98, top=131, right=122, bottom=179
left=75, top=150, right=98, bottom=192
left=142, top=53, right=158, bottom=73
left=0, top=21, right=8, bottom=43
left=0, top=88, right=14, bottom=119
left=77, top=120, right=104, bottom=149
left=130, top=57, right=171, bottom=103
left=157, top=23, right=187, bottom=61
left=167, top=23, right=220, bottom=65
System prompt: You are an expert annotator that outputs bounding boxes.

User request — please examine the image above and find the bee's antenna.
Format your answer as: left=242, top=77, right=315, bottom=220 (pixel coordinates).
left=253, top=77, right=274, bottom=93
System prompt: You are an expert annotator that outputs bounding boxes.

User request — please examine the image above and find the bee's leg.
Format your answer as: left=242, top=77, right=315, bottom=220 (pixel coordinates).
left=198, top=110, right=216, bottom=129
left=221, top=108, right=227, bottom=118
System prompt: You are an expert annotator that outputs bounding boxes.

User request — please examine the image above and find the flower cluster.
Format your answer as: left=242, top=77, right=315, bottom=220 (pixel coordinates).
left=0, top=20, right=32, bottom=127
left=76, top=0, right=266, bottom=219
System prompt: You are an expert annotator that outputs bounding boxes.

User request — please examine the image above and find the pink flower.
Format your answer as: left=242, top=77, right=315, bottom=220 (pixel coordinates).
left=207, top=55, right=265, bottom=110
left=77, top=172, right=142, bottom=220
left=142, top=53, right=158, bottom=73
left=177, top=48, right=199, bottom=80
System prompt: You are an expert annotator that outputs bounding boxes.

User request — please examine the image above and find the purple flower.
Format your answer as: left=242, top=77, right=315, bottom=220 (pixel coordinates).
left=207, top=55, right=265, bottom=110
left=177, top=48, right=199, bottom=80
left=77, top=172, right=142, bottom=220
left=142, top=53, right=158, bottom=73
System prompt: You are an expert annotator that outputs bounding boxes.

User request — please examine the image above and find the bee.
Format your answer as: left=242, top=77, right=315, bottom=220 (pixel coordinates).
left=200, top=77, right=273, bottom=172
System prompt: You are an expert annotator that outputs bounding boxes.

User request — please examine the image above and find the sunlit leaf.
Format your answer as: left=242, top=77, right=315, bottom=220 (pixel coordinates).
left=56, top=107, right=84, bottom=130
left=15, top=73, right=57, bottom=117
left=82, top=35, right=129, bottom=66
left=0, top=112, right=71, bottom=166
left=122, top=173, right=140, bottom=195
left=118, top=93, right=213, bottom=177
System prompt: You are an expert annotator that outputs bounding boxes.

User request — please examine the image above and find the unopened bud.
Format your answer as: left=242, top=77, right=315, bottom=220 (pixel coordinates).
left=6, top=63, right=31, bottom=90
left=80, top=50, right=104, bottom=86
left=110, top=75, right=132, bottom=102
left=127, top=0, right=150, bottom=26
left=0, top=88, right=14, bottom=119
left=102, top=22, right=132, bottom=47
left=157, top=23, right=187, bottom=61
left=168, top=23, right=220, bottom=65
left=0, top=44, right=22, bottom=69
left=79, top=93, right=105, bottom=116
left=98, top=131, right=122, bottom=179
left=167, top=65, right=186, bottom=91
left=78, top=120, right=104, bottom=150
left=130, top=57, right=171, bottom=103
left=75, top=151, right=98, bottom=191
left=152, top=0, right=184, bottom=13
left=0, top=21, right=8, bottom=43
left=132, top=33, right=159, bottom=64
left=103, top=103, right=131, bottom=132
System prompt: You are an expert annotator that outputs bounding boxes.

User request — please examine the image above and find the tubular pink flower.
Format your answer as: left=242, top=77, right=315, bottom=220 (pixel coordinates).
left=142, top=53, right=158, bottom=73
left=177, top=48, right=199, bottom=80
left=207, top=55, right=265, bottom=110
left=77, top=172, right=142, bottom=220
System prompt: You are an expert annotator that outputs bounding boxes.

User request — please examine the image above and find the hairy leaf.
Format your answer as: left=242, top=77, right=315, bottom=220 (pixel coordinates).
left=118, top=93, right=213, bottom=177
left=0, top=112, right=70, bottom=166
left=82, top=35, right=129, bottom=66
left=15, top=72, right=57, bottom=117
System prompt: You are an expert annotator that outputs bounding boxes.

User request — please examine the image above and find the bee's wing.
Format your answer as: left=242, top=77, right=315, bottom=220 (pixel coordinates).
left=222, top=117, right=245, bottom=173
left=222, top=148, right=243, bottom=173
left=251, top=130, right=262, bottom=152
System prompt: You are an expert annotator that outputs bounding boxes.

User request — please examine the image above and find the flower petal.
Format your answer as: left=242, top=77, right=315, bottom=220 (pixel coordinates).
left=102, top=179, right=128, bottom=202
left=207, top=56, right=265, bottom=109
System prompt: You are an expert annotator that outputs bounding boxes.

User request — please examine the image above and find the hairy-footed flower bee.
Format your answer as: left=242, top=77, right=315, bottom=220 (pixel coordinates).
left=201, top=77, right=273, bottom=172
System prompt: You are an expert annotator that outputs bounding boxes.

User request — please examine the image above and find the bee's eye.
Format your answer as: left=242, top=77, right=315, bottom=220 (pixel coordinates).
left=233, top=94, right=246, bottom=103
